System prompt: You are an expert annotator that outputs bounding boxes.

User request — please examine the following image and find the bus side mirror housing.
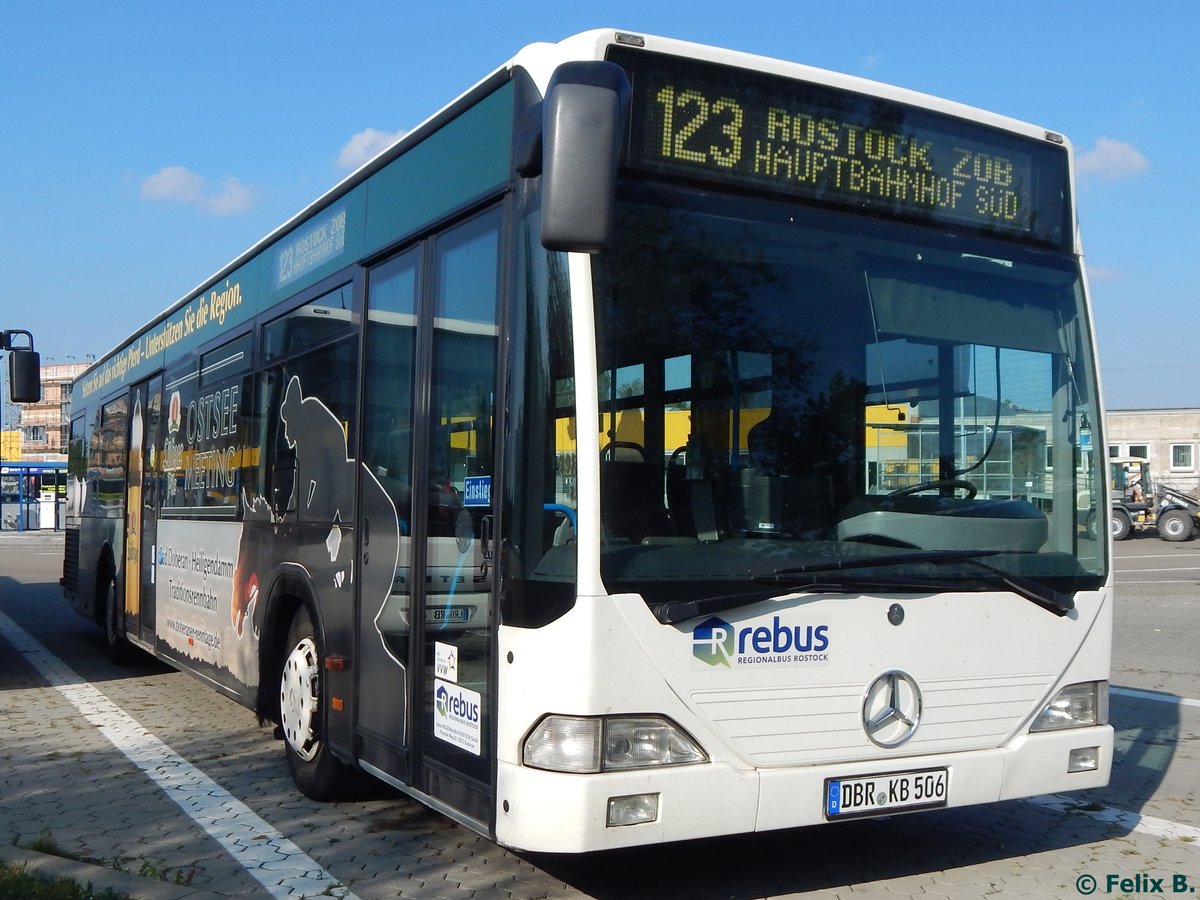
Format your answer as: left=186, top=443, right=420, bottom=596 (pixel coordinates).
left=8, top=349, right=42, bottom=403
left=3, top=329, right=41, bottom=404
left=538, top=61, right=630, bottom=254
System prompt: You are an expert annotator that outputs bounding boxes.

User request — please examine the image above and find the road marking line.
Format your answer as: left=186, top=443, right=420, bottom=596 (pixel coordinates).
left=1025, top=793, right=1200, bottom=843
left=1112, top=685, right=1200, bottom=709
left=1116, top=565, right=1200, bottom=572
left=1115, top=553, right=1200, bottom=560
left=0, top=610, right=358, bottom=900
left=1116, top=580, right=1200, bottom=585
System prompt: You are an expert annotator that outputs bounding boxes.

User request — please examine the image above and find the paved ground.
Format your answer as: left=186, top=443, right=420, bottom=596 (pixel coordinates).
left=1, top=528, right=1197, bottom=899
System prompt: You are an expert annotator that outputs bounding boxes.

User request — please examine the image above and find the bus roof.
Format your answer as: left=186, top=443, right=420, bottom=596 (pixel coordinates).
left=76, top=29, right=1075, bottom=395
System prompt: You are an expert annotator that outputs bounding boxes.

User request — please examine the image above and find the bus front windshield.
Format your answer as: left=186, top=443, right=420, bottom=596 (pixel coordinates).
left=590, top=186, right=1105, bottom=610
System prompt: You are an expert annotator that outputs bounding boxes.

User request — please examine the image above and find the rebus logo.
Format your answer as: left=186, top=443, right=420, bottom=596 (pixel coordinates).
left=693, top=616, right=736, bottom=667
left=693, top=615, right=831, bottom=668
left=436, top=684, right=480, bottom=723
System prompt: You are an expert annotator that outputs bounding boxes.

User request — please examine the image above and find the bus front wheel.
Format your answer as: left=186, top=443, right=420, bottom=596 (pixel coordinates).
left=279, top=606, right=360, bottom=800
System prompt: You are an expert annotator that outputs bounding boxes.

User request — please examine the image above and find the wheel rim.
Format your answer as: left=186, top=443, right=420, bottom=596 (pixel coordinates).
left=280, top=636, right=321, bottom=762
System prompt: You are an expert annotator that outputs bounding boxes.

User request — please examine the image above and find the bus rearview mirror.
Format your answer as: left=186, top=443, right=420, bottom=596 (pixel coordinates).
left=8, top=349, right=41, bottom=404
left=539, top=61, right=630, bottom=254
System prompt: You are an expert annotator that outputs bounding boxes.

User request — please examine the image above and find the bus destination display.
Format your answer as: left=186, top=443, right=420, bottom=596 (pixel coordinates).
left=611, top=47, right=1069, bottom=247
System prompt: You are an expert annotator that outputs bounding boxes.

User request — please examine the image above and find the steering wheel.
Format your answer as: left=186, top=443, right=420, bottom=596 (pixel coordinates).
left=601, top=440, right=647, bottom=462
left=886, top=478, right=977, bottom=500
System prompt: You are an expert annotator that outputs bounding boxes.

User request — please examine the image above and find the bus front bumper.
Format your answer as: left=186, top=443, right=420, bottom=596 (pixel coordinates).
left=493, top=724, right=1113, bottom=852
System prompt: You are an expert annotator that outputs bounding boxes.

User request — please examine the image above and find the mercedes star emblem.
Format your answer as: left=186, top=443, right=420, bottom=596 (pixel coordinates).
left=862, top=670, right=922, bottom=748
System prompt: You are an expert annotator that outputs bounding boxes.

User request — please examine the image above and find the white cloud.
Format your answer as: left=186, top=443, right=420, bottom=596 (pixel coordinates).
left=1086, top=265, right=1125, bottom=283
left=140, top=165, right=205, bottom=203
left=337, top=127, right=405, bottom=170
left=139, top=165, right=255, bottom=215
left=205, top=177, right=255, bottom=215
left=1077, top=137, right=1149, bottom=181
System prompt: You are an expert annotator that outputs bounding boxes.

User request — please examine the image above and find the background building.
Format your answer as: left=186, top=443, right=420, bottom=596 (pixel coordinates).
left=1106, top=408, right=1200, bottom=494
left=2, top=360, right=88, bottom=530
left=3, top=360, right=89, bottom=462
left=0, top=407, right=19, bottom=460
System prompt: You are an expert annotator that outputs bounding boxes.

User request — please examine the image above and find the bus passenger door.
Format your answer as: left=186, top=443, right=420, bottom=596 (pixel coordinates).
left=357, top=247, right=420, bottom=782
left=414, top=208, right=501, bottom=827
left=356, top=207, right=501, bottom=831
left=124, top=376, right=162, bottom=647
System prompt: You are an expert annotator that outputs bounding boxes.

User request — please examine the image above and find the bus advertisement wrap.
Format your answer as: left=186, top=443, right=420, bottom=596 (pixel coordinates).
left=156, top=520, right=257, bottom=685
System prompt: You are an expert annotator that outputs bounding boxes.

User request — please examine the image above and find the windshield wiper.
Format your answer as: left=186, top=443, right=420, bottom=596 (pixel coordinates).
left=763, top=550, right=1073, bottom=617
left=654, top=551, right=1074, bottom=624
left=654, top=575, right=961, bottom=625
left=768, top=549, right=1003, bottom=574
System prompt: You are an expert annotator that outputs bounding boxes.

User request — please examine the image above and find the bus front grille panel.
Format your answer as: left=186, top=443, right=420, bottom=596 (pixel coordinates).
left=690, top=672, right=1055, bottom=766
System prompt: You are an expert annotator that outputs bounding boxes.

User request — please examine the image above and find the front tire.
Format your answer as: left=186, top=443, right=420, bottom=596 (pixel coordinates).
left=279, top=606, right=360, bottom=800
left=1111, top=510, right=1132, bottom=541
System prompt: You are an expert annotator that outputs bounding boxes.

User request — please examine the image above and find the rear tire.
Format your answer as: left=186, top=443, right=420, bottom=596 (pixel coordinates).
left=104, top=575, right=138, bottom=665
left=1111, top=510, right=1132, bottom=541
left=279, top=606, right=362, bottom=800
left=1158, top=509, right=1194, bottom=542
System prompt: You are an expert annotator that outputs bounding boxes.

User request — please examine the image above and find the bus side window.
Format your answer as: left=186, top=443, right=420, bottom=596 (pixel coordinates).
left=257, top=368, right=296, bottom=519
left=92, top=397, right=128, bottom=515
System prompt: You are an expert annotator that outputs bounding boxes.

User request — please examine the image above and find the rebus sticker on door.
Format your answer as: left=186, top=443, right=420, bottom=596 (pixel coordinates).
left=434, top=679, right=481, bottom=755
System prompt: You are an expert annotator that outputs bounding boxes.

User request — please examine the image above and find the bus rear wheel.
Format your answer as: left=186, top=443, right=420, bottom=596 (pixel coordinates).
left=279, top=606, right=361, bottom=800
left=103, top=575, right=138, bottom=665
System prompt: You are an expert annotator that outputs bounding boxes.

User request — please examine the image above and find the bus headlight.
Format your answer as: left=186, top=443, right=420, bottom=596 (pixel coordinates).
left=523, top=715, right=707, bottom=773
left=1031, top=681, right=1108, bottom=732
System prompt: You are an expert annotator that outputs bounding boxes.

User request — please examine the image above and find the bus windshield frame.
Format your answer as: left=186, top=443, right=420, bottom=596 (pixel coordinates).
left=584, top=180, right=1104, bottom=609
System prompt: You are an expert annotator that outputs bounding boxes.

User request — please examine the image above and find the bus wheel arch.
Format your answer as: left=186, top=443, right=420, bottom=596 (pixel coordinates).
left=92, top=544, right=116, bottom=627
left=254, top=575, right=304, bottom=725
left=254, top=566, right=322, bottom=723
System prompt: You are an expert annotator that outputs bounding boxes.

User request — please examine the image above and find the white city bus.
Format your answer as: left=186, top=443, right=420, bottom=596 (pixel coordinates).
left=62, top=29, right=1111, bottom=852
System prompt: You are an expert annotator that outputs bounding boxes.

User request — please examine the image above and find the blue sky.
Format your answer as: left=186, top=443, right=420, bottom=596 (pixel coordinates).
left=2, top=1, right=1196, bottom=410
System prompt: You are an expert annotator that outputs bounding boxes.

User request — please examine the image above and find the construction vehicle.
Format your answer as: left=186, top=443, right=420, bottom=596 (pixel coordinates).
left=1110, top=456, right=1200, bottom=542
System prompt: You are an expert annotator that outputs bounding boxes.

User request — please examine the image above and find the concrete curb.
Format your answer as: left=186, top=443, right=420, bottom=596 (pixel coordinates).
left=0, top=845, right=229, bottom=899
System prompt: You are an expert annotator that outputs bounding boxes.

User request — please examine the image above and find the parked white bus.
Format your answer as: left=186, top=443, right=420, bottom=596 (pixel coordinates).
left=62, top=29, right=1110, bottom=852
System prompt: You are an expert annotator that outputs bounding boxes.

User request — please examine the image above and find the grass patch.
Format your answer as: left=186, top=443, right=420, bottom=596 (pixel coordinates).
left=0, top=861, right=129, bottom=899
left=20, top=835, right=113, bottom=870
left=23, top=835, right=80, bottom=861
left=13, top=833, right=195, bottom=888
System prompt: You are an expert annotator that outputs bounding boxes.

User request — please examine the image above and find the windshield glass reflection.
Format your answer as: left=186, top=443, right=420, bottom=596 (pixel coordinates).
left=588, top=187, right=1104, bottom=605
